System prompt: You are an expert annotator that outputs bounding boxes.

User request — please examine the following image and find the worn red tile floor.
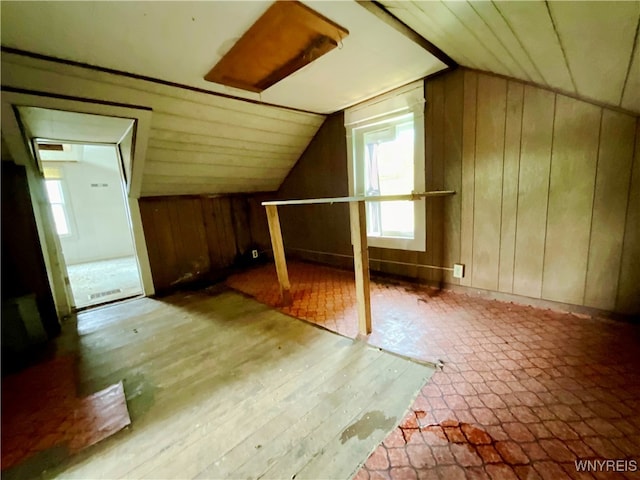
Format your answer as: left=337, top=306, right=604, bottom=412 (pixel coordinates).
left=1, top=355, right=131, bottom=471
left=227, top=261, right=640, bottom=480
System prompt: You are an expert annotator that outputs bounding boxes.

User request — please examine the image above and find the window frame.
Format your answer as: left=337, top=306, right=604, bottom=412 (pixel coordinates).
left=345, top=80, right=426, bottom=251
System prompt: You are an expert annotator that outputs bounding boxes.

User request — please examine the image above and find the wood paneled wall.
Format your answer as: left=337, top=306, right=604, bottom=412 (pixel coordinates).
left=139, top=195, right=270, bottom=293
left=453, top=70, right=639, bottom=314
left=277, top=113, right=354, bottom=269
left=277, top=69, right=640, bottom=315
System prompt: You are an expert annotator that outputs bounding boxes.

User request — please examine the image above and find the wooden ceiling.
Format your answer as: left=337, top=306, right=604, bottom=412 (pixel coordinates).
left=2, top=51, right=324, bottom=197
left=380, top=0, right=640, bottom=114
left=2, top=1, right=637, bottom=199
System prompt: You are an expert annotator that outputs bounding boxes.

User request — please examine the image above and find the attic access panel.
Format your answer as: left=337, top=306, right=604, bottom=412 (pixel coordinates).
left=205, top=1, right=348, bottom=93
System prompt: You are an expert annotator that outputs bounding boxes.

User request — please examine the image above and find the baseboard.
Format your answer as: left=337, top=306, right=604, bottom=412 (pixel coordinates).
left=282, top=248, right=638, bottom=322
left=437, top=283, right=637, bottom=322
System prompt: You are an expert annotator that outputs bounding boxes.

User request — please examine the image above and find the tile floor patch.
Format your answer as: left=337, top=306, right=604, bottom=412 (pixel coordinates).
left=1, top=356, right=131, bottom=471
left=227, top=261, right=640, bottom=479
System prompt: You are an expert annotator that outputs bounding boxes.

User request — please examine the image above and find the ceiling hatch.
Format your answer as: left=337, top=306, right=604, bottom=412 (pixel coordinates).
left=204, top=1, right=349, bottom=93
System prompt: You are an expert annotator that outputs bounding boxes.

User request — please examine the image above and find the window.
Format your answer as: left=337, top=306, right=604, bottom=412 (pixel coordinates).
left=43, top=175, right=71, bottom=236
left=346, top=80, right=425, bottom=251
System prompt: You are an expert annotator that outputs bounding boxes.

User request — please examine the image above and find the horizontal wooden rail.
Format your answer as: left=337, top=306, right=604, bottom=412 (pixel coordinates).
left=262, top=190, right=455, bottom=206
left=262, top=190, right=456, bottom=336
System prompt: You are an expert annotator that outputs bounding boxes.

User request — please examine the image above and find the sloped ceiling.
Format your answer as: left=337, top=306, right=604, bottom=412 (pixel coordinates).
left=1, top=1, right=451, bottom=197
left=380, top=1, right=640, bottom=114
left=0, top=1, right=447, bottom=114
left=5, top=1, right=635, bottom=200
left=1, top=50, right=325, bottom=196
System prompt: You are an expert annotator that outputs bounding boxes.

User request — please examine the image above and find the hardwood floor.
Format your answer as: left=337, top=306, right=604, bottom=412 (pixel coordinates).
left=32, top=288, right=434, bottom=479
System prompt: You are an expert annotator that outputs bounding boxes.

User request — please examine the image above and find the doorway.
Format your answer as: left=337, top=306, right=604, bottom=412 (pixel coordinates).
left=13, top=104, right=151, bottom=312
left=39, top=142, right=143, bottom=308
left=2, top=94, right=155, bottom=319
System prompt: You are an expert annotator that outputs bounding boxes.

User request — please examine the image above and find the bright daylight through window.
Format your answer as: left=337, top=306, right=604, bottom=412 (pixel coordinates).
left=44, top=179, right=70, bottom=236
left=346, top=80, right=425, bottom=251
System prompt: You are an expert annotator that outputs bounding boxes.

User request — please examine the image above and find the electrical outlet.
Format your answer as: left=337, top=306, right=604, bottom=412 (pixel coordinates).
left=251, top=249, right=259, bottom=259
left=453, top=263, right=465, bottom=279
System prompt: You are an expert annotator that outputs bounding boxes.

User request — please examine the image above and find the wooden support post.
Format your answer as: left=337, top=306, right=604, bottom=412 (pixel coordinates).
left=265, top=205, right=292, bottom=306
left=349, top=200, right=372, bottom=335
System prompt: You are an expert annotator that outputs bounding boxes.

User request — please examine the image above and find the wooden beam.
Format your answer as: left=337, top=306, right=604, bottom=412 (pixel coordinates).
left=356, top=1, right=457, bottom=68
left=262, top=190, right=456, bottom=206
left=265, top=205, right=292, bottom=306
left=262, top=192, right=457, bottom=333
left=349, top=201, right=372, bottom=336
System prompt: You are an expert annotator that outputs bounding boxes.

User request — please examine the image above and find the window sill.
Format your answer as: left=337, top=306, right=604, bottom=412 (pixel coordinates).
left=367, top=235, right=425, bottom=252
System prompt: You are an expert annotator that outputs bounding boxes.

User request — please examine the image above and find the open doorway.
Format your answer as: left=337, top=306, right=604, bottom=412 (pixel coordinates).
left=38, top=142, right=143, bottom=308
left=2, top=95, right=155, bottom=319
left=11, top=104, right=151, bottom=311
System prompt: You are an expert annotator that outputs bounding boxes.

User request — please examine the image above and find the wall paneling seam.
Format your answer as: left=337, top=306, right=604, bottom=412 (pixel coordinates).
left=511, top=83, right=525, bottom=294
left=540, top=93, right=558, bottom=299
left=496, top=78, right=509, bottom=291
left=619, top=16, right=640, bottom=106
left=467, top=2, right=533, bottom=84
left=544, top=1, right=578, bottom=94
left=442, top=2, right=516, bottom=79
left=582, top=109, right=604, bottom=305
left=491, top=1, right=549, bottom=88
left=614, top=118, right=640, bottom=310
left=471, top=73, right=479, bottom=287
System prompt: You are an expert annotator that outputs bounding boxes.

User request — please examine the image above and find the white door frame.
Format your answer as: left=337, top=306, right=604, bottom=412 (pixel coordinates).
left=1, top=91, right=155, bottom=318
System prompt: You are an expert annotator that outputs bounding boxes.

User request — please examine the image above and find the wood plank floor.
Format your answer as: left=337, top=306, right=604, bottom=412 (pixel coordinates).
left=37, top=288, right=434, bottom=479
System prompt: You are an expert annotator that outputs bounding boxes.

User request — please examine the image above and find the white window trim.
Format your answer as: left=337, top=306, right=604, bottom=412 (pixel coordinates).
left=345, top=80, right=426, bottom=251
